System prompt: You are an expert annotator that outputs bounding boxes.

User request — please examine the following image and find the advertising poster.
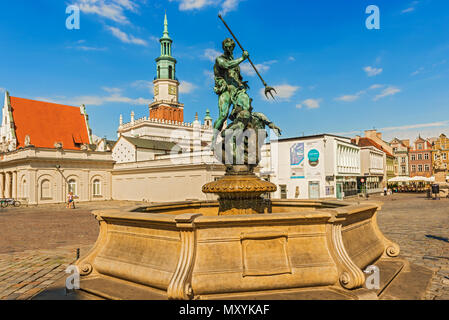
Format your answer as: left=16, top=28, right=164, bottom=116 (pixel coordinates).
left=290, top=143, right=305, bottom=179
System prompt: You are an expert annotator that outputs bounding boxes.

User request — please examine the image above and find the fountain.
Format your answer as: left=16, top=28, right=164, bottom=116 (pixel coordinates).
left=73, top=18, right=433, bottom=300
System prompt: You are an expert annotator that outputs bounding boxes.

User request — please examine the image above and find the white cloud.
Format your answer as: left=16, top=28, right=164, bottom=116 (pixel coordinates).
left=297, top=98, right=322, bottom=109
left=102, top=87, right=122, bottom=94
left=369, top=84, right=384, bottom=90
left=74, top=45, right=108, bottom=51
left=240, top=61, right=276, bottom=77
left=335, top=84, right=385, bottom=102
left=288, top=56, right=296, bottom=62
left=411, top=67, right=424, bottom=76
left=260, top=84, right=300, bottom=101
left=374, top=86, right=401, bottom=101
left=203, top=48, right=221, bottom=62
left=35, top=86, right=152, bottom=106
left=363, top=66, right=383, bottom=77
left=170, top=0, right=214, bottom=11
left=131, top=80, right=153, bottom=91
left=335, top=94, right=360, bottom=102
left=401, top=7, right=415, bottom=13
left=220, top=0, right=243, bottom=16
left=66, top=40, right=107, bottom=51
left=334, top=120, right=449, bottom=142
left=107, top=26, right=147, bottom=46
left=401, top=1, right=419, bottom=14
left=150, top=35, right=160, bottom=43
left=170, top=0, right=242, bottom=15
left=179, top=81, right=197, bottom=94
left=74, top=0, right=139, bottom=24
left=381, top=121, right=449, bottom=132
left=203, top=70, right=215, bottom=82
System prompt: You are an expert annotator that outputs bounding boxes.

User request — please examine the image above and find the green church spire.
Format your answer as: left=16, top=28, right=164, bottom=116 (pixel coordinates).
left=162, top=12, right=170, bottom=40
left=156, top=12, right=176, bottom=80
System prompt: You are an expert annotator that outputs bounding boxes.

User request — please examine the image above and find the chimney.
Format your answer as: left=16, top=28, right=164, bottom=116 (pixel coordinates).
left=403, top=139, right=410, bottom=147
left=355, top=135, right=361, bottom=145
left=364, top=129, right=376, bottom=139
left=376, top=132, right=382, bottom=139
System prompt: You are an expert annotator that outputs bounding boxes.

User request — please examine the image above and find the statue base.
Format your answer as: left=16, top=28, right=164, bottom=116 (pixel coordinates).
left=202, top=165, right=277, bottom=215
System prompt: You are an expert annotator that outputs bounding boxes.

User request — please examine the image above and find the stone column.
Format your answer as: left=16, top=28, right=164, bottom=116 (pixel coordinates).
left=28, top=170, right=37, bottom=205
left=12, top=171, right=17, bottom=199
left=5, top=172, right=11, bottom=198
left=0, top=173, right=4, bottom=198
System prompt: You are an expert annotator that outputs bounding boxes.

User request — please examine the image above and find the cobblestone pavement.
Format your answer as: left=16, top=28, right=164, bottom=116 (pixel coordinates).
left=364, top=193, right=449, bottom=300
left=0, top=200, right=146, bottom=300
left=0, top=196, right=448, bottom=300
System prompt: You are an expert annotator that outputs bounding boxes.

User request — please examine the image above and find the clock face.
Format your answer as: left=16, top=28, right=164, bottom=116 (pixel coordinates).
left=168, top=85, right=177, bottom=96
left=154, top=86, right=159, bottom=96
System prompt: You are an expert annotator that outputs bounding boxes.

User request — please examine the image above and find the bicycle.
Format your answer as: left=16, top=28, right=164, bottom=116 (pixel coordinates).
left=0, top=198, right=21, bottom=208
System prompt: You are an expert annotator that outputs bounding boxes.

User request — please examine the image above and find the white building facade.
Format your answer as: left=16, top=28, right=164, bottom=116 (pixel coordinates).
left=261, top=134, right=360, bottom=200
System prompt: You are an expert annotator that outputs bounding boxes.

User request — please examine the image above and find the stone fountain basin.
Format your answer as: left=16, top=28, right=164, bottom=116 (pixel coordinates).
left=75, top=200, right=403, bottom=300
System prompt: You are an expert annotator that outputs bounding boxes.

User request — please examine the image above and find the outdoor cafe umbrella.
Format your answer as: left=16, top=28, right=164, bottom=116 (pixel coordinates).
left=388, top=176, right=411, bottom=183
left=409, top=176, right=429, bottom=182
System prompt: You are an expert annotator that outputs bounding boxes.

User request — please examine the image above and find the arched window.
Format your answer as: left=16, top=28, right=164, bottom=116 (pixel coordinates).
left=68, top=179, right=77, bottom=195
left=41, top=179, right=51, bottom=199
left=93, top=179, right=101, bottom=196
left=157, top=66, right=160, bottom=79
left=169, top=66, right=173, bottom=79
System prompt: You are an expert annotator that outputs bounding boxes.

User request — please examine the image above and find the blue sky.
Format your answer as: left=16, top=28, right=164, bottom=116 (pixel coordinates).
left=1, top=0, right=448, bottom=142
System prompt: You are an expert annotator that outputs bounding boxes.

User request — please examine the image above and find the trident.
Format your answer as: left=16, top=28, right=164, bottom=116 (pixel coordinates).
left=218, top=14, right=277, bottom=100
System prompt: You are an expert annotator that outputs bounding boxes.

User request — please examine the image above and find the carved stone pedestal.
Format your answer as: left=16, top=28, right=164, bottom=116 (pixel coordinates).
left=202, top=170, right=276, bottom=215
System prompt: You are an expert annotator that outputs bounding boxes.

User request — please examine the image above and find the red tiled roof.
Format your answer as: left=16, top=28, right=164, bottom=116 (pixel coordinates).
left=10, top=97, right=90, bottom=150
left=352, top=137, right=394, bottom=157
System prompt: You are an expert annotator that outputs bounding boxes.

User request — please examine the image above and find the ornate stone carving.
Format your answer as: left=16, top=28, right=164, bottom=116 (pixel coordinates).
left=331, top=223, right=366, bottom=290
left=167, top=214, right=201, bottom=300
left=80, top=263, right=93, bottom=276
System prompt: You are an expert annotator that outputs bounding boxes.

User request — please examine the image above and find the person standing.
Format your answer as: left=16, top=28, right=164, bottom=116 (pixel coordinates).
left=67, top=192, right=74, bottom=209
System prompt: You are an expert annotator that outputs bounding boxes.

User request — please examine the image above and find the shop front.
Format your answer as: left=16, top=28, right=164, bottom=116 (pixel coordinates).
left=357, top=175, right=383, bottom=195
left=336, top=176, right=358, bottom=198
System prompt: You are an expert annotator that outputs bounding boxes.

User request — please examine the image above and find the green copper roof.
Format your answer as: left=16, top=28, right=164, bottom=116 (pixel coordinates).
left=204, top=109, right=212, bottom=120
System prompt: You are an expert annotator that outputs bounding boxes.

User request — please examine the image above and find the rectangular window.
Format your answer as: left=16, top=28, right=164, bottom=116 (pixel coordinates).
left=425, top=165, right=430, bottom=172
left=444, top=153, right=447, bottom=160
left=424, top=153, right=429, bottom=160
left=401, top=166, right=406, bottom=174
left=280, top=185, right=287, bottom=199
left=401, top=157, right=406, bottom=163
left=418, top=165, right=423, bottom=172
left=417, top=154, right=422, bottom=160
left=411, top=154, right=416, bottom=161
left=411, top=165, right=416, bottom=172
